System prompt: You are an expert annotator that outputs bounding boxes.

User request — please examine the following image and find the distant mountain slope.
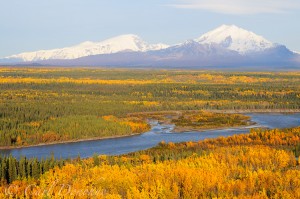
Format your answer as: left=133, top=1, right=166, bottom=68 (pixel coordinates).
left=196, top=25, right=274, bottom=54
left=5, top=34, right=169, bottom=61
left=1, top=25, right=299, bottom=69
left=38, top=42, right=298, bottom=69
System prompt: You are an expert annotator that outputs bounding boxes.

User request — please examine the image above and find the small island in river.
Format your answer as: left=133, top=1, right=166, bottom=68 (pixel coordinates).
left=128, top=110, right=252, bottom=133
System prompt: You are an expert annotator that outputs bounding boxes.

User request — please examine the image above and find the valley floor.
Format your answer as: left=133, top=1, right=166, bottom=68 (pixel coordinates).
left=0, top=67, right=299, bottom=148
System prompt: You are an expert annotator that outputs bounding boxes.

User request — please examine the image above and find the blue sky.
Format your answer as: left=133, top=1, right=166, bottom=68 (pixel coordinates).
left=1, top=0, right=300, bottom=57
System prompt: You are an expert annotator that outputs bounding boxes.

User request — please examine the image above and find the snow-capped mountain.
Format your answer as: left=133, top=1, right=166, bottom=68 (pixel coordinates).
left=5, top=34, right=169, bottom=62
left=1, top=24, right=299, bottom=69
left=150, top=40, right=239, bottom=59
left=196, top=25, right=275, bottom=54
left=293, top=51, right=300, bottom=55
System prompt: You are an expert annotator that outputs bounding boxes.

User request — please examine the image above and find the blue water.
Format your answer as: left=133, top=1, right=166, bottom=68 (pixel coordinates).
left=0, top=113, right=299, bottom=159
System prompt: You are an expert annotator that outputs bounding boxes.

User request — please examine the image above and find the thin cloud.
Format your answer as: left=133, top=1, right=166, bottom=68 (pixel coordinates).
left=170, top=0, right=300, bottom=15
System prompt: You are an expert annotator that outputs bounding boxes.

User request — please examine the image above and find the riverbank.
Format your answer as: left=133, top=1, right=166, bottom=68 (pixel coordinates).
left=1, top=109, right=299, bottom=150
left=1, top=113, right=299, bottom=159
left=172, top=121, right=257, bottom=133
left=209, top=109, right=300, bottom=114
left=128, top=109, right=300, bottom=116
left=0, top=133, right=141, bottom=150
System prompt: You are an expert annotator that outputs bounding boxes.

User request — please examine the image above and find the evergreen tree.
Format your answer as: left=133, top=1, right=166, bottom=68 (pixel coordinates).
left=19, top=157, right=27, bottom=178
left=1, top=158, right=7, bottom=182
left=31, top=159, right=40, bottom=179
left=8, top=156, right=17, bottom=183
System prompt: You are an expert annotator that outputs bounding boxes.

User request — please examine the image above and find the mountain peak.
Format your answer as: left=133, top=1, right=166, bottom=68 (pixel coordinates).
left=104, top=34, right=141, bottom=42
left=196, top=25, right=274, bottom=54
left=76, top=34, right=141, bottom=47
left=6, top=34, right=169, bottom=61
left=215, top=24, right=240, bottom=30
left=2, top=25, right=292, bottom=65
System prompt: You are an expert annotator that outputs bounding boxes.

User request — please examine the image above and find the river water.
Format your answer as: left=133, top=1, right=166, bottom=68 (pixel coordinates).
left=0, top=113, right=299, bottom=159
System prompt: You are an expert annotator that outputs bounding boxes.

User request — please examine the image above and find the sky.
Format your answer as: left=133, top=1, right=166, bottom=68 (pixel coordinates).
left=1, top=0, right=300, bottom=57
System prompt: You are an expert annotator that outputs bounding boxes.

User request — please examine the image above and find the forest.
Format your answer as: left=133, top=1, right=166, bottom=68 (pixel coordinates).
left=0, top=126, right=299, bottom=198
left=0, top=68, right=299, bottom=147
left=0, top=67, right=300, bottom=198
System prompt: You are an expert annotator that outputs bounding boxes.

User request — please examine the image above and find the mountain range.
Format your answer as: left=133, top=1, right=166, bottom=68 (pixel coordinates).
left=2, top=25, right=300, bottom=69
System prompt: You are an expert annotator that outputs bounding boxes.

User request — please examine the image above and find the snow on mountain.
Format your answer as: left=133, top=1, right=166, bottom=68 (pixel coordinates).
left=6, top=34, right=169, bottom=62
left=153, top=40, right=239, bottom=59
left=293, top=50, right=300, bottom=55
left=3, top=24, right=298, bottom=68
left=196, top=25, right=275, bottom=54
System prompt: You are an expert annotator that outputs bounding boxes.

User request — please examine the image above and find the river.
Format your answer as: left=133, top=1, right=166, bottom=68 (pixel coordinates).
left=0, top=113, right=299, bottom=159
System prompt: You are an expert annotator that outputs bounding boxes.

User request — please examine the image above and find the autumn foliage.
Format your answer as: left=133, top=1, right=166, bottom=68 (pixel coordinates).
left=0, top=126, right=299, bottom=198
left=0, top=68, right=299, bottom=147
left=0, top=67, right=299, bottom=198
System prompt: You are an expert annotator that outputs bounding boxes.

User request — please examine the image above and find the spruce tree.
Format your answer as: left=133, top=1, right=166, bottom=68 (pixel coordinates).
left=1, top=158, right=8, bottom=182
left=31, top=159, right=40, bottom=179
left=8, top=156, right=17, bottom=183
left=18, top=157, right=25, bottom=179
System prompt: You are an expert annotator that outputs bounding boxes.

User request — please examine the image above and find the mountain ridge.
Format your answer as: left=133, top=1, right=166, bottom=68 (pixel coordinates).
left=1, top=24, right=300, bottom=69
left=196, top=25, right=275, bottom=54
left=5, top=34, right=169, bottom=62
